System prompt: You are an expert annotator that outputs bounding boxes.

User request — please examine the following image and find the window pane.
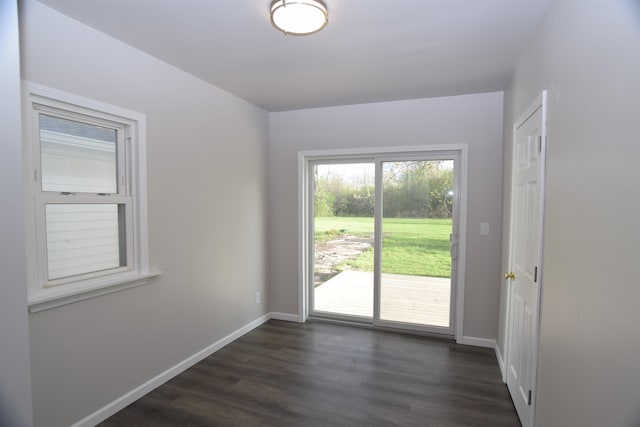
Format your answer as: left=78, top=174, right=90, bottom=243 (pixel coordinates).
left=45, top=204, right=126, bottom=281
left=40, top=114, right=117, bottom=193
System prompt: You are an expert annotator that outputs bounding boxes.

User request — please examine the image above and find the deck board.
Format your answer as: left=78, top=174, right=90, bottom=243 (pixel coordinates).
left=313, top=270, right=450, bottom=327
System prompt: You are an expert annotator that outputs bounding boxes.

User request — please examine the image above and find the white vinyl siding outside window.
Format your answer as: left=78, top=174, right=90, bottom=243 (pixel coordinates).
left=23, top=83, right=157, bottom=311
left=44, top=203, right=125, bottom=280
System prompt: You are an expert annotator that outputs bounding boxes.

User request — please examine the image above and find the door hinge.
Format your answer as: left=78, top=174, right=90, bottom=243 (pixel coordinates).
left=528, top=390, right=533, bottom=406
left=534, top=266, right=538, bottom=283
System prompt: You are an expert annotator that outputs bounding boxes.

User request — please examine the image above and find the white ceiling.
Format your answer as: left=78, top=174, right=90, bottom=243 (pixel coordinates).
left=37, top=0, right=551, bottom=112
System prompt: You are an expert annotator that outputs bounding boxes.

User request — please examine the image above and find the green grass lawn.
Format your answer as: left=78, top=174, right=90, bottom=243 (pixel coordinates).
left=314, top=217, right=452, bottom=278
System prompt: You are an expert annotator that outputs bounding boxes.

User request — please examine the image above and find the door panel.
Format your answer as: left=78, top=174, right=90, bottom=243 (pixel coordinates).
left=310, top=162, right=375, bottom=319
left=378, top=160, right=454, bottom=331
left=506, top=103, right=545, bottom=427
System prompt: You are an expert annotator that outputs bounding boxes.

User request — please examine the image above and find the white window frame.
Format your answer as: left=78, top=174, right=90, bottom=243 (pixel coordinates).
left=23, top=82, right=159, bottom=312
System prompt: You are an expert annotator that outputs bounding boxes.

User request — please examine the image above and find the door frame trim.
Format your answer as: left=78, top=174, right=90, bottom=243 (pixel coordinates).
left=298, top=144, right=468, bottom=341
left=504, top=91, right=547, bottom=427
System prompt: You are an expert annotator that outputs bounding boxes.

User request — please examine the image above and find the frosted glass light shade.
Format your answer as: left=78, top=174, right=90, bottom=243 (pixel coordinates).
left=270, top=0, right=328, bottom=36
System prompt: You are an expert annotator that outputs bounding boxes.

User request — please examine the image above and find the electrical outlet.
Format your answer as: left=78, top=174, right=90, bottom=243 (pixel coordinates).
left=255, top=292, right=261, bottom=304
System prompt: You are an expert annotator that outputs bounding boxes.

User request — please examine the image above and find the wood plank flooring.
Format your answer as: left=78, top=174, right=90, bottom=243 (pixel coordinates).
left=100, top=320, right=520, bottom=427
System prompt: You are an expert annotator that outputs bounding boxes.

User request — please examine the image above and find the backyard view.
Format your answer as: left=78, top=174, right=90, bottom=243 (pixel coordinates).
left=315, top=217, right=452, bottom=281
left=312, top=160, right=455, bottom=327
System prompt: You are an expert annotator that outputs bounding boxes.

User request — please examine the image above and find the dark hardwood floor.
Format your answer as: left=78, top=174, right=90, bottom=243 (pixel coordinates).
left=100, top=320, right=520, bottom=427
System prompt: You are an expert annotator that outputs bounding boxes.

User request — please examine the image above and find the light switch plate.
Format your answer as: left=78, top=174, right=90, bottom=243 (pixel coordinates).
left=480, top=222, right=489, bottom=236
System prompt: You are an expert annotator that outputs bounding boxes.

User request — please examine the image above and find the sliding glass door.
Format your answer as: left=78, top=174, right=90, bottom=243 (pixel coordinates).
left=308, top=152, right=460, bottom=335
left=376, top=158, right=456, bottom=332
left=311, top=161, right=375, bottom=319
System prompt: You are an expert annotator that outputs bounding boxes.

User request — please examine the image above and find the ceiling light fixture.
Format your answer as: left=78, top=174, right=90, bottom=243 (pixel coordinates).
left=270, top=0, right=328, bottom=36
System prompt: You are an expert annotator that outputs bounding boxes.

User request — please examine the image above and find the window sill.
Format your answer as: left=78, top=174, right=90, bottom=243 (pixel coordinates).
left=28, top=271, right=162, bottom=313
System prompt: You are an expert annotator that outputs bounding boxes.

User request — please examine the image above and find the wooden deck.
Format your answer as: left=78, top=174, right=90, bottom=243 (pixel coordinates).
left=313, top=270, right=450, bottom=327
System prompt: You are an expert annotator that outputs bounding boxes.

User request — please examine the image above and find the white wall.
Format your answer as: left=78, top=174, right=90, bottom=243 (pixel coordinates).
left=499, top=1, right=640, bottom=425
left=0, top=1, right=34, bottom=425
left=269, top=92, right=504, bottom=340
left=20, top=1, right=269, bottom=426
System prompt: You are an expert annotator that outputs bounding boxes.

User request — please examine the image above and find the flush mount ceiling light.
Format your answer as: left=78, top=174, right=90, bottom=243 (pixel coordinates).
left=270, top=0, right=328, bottom=36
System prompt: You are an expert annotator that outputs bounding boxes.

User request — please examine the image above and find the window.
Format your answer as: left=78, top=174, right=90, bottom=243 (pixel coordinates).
left=24, top=83, right=156, bottom=311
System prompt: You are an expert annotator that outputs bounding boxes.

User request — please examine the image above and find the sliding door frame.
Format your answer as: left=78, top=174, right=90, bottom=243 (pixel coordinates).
left=373, top=153, right=460, bottom=336
left=298, top=145, right=468, bottom=340
left=307, top=157, right=376, bottom=323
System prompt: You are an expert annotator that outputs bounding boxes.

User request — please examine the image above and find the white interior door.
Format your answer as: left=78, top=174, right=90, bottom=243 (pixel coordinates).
left=505, top=93, right=546, bottom=427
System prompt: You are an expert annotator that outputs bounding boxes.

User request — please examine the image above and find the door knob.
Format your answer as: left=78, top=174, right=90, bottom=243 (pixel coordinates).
left=504, top=272, right=515, bottom=280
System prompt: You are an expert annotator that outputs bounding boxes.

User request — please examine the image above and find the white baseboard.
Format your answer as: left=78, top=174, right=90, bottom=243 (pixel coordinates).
left=71, top=313, right=272, bottom=427
left=456, top=336, right=506, bottom=381
left=269, top=311, right=301, bottom=322
left=495, top=342, right=506, bottom=382
left=457, top=335, right=496, bottom=349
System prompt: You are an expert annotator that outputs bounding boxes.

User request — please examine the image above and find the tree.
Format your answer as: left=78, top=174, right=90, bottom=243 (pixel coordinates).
left=382, top=160, right=453, bottom=218
left=313, top=161, right=452, bottom=218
